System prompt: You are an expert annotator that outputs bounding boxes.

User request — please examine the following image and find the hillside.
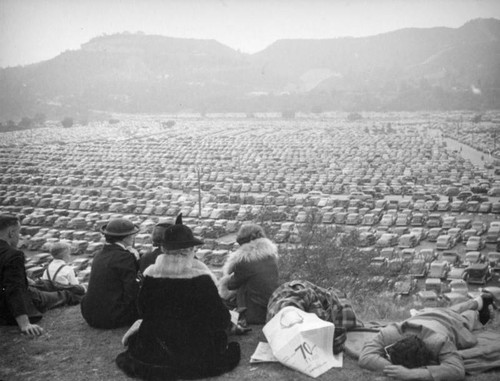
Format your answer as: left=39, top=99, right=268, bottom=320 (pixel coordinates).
left=1, top=18, right=499, bottom=121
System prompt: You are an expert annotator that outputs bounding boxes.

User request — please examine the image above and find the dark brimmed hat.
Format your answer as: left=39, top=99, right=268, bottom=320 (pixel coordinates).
left=100, top=218, right=140, bottom=237
left=163, top=214, right=203, bottom=250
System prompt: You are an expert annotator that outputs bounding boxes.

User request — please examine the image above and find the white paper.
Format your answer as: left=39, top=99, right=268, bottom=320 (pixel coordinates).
left=229, top=310, right=239, bottom=326
left=263, top=306, right=343, bottom=378
left=250, top=342, right=279, bottom=363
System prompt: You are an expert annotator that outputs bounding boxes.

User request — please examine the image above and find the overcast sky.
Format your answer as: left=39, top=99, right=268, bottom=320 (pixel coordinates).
left=1, top=0, right=499, bottom=68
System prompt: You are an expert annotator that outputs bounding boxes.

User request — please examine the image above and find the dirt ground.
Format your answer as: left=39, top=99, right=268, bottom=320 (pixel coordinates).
left=1, top=305, right=500, bottom=381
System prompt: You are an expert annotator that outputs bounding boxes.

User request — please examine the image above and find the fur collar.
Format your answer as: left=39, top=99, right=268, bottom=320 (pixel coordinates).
left=222, top=237, right=278, bottom=276
left=143, top=254, right=217, bottom=284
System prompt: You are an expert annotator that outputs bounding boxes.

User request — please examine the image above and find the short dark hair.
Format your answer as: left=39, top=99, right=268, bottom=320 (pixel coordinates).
left=387, top=335, right=433, bottom=369
left=0, top=214, right=20, bottom=232
left=105, top=235, right=123, bottom=244
left=152, top=223, right=173, bottom=247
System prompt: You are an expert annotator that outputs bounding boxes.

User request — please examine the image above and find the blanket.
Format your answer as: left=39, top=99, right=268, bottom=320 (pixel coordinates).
left=266, top=280, right=361, bottom=330
left=346, top=326, right=500, bottom=375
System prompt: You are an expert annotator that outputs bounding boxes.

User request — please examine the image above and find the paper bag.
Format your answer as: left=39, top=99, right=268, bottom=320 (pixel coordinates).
left=263, top=306, right=342, bottom=378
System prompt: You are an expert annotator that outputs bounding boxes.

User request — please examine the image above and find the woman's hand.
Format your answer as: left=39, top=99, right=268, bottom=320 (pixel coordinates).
left=122, top=319, right=143, bottom=346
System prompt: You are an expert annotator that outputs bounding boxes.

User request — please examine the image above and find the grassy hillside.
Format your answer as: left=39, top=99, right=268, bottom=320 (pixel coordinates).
left=1, top=299, right=499, bottom=381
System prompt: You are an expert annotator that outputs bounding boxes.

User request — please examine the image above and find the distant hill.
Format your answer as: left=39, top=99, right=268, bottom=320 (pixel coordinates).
left=1, top=19, right=499, bottom=121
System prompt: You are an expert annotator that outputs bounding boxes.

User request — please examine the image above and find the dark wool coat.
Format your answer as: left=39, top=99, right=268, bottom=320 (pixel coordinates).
left=81, top=244, right=140, bottom=329
left=139, top=247, right=162, bottom=273
left=0, top=240, right=42, bottom=324
left=221, top=237, right=279, bottom=324
left=116, top=275, right=240, bottom=380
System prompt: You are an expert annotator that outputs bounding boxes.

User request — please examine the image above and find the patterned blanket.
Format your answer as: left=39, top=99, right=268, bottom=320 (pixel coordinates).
left=266, top=280, right=361, bottom=330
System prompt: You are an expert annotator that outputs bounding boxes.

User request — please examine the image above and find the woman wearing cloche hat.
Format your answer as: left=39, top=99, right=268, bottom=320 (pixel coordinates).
left=116, top=214, right=240, bottom=380
left=81, top=217, right=141, bottom=329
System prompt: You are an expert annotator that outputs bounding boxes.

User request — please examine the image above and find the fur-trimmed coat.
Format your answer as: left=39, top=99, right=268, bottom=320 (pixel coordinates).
left=116, top=253, right=240, bottom=380
left=219, top=237, right=279, bottom=324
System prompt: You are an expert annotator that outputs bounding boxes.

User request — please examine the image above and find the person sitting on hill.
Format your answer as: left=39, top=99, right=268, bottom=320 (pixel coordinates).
left=218, top=223, right=279, bottom=324
left=358, top=293, right=497, bottom=381
left=81, top=217, right=141, bottom=329
left=42, top=242, right=86, bottom=290
left=116, top=214, right=240, bottom=380
left=139, top=221, right=172, bottom=273
left=0, top=214, right=78, bottom=336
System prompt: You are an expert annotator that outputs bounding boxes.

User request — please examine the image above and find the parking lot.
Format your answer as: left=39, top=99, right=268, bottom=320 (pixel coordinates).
left=1, top=112, right=499, bottom=299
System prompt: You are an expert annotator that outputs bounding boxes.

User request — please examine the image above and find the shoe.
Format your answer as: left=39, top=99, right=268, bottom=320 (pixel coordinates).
left=479, top=293, right=494, bottom=325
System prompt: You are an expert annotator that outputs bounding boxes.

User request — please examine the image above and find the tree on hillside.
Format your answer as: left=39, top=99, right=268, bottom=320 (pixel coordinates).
left=33, top=113, right=46, bottom=125
left=253, top=208, right=383, bottom=297
left=61, top=117, right=74, bottom=128
left=18, top=117, right=33, bottom=129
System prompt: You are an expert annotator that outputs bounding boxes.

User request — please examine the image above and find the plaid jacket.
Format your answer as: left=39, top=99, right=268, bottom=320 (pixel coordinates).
left=266, top=280, right=360, bottom=330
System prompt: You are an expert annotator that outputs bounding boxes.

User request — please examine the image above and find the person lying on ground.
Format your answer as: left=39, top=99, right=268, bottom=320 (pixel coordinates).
left=358, top=293, right=496, bottom=381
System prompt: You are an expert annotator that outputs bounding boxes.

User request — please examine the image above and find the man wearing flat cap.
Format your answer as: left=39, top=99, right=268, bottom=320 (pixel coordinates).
left=81, top=218, right=141, bottom=329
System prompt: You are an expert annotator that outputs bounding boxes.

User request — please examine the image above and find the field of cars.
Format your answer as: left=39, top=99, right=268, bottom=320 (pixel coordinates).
left=1, top=112, right=499, bottom=300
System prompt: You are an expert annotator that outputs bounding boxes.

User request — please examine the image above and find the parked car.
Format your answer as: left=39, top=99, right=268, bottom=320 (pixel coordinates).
left=471, top=221, right=487, bottom=236
left=379, top=214, right=395, bottom=227
left=426, top=213, right=443, bottom=228
left=394, top=213, right=409, bottom=226
left=346, top=213, right=362, bottom=225
left=448, top=279, right=469, bottom=296
left=465, top=236, right=486, bottom=251
left=450, top=200, right=466, bottom=213
left=369, top=257, right=388, bottom=273
left=487, top=251, right=500, bottom=271
left=479, top=202, right=493, bottom=213
left=464, top=251, right=485, bottom=266
left=441, top=251, right=462, bottom=267
left=466, top=263, right=492, bottom=285
left=419, top=248, right=438, bottom=263
left=486, top=227, right=500, bottom=244
left=425, top=278, right=443, bottom=294
left=427, top=227, right=443, bottom=242
left=442, top=216, right=457, bottom=230
left=398, top=234, right=418, bottom=248
left=436, top=201, right=450, bottom=212
left=410, top=213, right=426, bottom=226
left=416, top=290, right=439, bottom=307
left=361, top=213, right=378, bottom=226
left=375, top=233, right=399, bottom=248
left=448, top=227, right=463, bottom=243
left=462, top=229, right=477, bottom=242
left=409, top=227, right=427, bottom=242
left=408, top=257, right=428, bottom=278
left=428, top=261, right=450, bottom=280
left=436, top=235, right=457, bottom=250
left=401, top=248, right=416, bottom=261
left=447, top=266, right=468, bottom=281
left=456, top=219, right=472, bottom=230
left=379, top=247, right=398, bottom=260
